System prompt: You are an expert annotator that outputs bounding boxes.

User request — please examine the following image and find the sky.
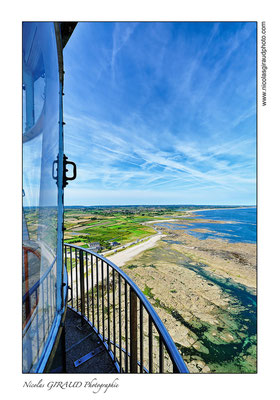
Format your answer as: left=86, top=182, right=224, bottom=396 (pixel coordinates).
left=63, top=22, right=256, bottom=206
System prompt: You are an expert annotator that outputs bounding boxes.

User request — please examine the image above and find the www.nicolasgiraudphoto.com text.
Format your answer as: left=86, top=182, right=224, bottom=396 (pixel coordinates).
left=260, top=21, right=267, bottom=106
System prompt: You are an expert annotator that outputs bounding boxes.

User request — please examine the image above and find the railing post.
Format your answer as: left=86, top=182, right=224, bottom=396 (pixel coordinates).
left=148, top=315, right=153, bottom=373
left=79, top=249, right=85, bottom=325
left=64, top=244, right=189, bottom=373
left=130, top=288, right=138, bottom=373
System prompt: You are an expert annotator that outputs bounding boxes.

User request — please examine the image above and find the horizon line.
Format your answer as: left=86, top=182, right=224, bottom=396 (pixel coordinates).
left=23, top=204, right=257, bottom=208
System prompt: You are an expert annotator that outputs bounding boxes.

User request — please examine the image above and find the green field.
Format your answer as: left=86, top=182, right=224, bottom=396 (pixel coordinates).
left=63, top=206, right=186, bottom=250
left=24, top=204, right=227, bottom=251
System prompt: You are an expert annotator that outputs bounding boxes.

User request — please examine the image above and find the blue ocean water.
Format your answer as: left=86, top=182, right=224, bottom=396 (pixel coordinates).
left=158, top=207, right=257, bottom=243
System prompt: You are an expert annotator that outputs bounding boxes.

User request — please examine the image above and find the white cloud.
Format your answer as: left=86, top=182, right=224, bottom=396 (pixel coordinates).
left=62, top=22, right=256, bottom=205
left=111, top=22, right=138, bottom=83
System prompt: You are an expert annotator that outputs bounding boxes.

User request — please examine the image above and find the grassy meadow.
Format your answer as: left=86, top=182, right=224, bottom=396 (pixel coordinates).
left=63, top=206, right=185, bottom=250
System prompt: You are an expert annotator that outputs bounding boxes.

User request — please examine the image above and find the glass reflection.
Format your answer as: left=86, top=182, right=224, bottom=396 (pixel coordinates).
left=22, top=22, right=60, bottom=372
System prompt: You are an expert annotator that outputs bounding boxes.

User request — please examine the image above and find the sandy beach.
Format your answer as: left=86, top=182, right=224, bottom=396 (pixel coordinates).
left=117, top=220, right=256, bottom=373
left=185, top=206, right=254, bottom=214
left=65, top=204, right=256, bottom=373
left=65, top=207, right=256, bottom=373
left=107, top=233, right=165, bottom=267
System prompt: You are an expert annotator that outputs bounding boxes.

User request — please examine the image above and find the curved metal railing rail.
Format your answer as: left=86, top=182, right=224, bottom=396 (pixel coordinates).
left=22, top=245, right=41, bottom=329
left=64, top=243, right=189, bottom=373
left=22, top=255, right=58, bottom=372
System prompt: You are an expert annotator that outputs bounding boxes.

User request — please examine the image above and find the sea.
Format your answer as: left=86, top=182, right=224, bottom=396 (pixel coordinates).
left=157, top=207, right=257, bottom=244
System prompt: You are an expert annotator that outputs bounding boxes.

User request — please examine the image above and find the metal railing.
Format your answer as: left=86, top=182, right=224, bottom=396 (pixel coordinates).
left=64, top=243, right=189, bottom=373
left=22, top=254, right=57, bottom=372
left=22, top=245, right=41, bottom=329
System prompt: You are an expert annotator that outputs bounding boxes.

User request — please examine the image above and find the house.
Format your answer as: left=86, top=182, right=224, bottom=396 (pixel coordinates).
left=88, top=242, right=102, bottom=252
left=109, top=241, right=120, bottom=247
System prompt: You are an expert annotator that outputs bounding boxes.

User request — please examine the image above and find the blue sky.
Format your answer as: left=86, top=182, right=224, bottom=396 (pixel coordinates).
left=63, top=22, right=256, bottom=206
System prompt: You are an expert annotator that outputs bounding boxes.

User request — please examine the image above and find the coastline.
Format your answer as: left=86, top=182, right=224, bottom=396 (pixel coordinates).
left=184, top=206, right=255, bottom=214
left=107, top=233, right=165, bottom=267
left=64, top=206, right=256, bottom=373
left=109, top=208, right=257, bottom=373
left=120, top=227, right=256, bottom=373
left=106, top=206, right=256, bottom=266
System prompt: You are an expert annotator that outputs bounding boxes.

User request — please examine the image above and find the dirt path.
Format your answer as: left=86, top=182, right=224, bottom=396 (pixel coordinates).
left=66, top=232, right=166, bottom=300
left=106, top=233, right=165, bottom=267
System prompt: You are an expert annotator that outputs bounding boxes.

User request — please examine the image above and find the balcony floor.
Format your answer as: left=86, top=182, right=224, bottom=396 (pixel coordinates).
left=65, top=307, right=118, bottom=373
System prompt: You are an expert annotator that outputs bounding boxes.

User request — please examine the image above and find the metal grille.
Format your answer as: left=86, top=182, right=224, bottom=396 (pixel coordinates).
left=64, top=243, right=189, bottom=373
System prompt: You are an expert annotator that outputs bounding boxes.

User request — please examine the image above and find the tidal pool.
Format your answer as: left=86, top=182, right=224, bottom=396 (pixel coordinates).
left=179, top=259, right=257, bottom=372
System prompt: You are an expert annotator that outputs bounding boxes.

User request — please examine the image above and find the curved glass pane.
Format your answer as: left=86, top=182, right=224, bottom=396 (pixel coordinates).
left=22, top=22, right=60, bottom=372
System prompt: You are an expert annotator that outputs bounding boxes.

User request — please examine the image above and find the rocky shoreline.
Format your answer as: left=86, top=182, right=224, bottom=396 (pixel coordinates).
left=121, top=223, right=257, bottom=373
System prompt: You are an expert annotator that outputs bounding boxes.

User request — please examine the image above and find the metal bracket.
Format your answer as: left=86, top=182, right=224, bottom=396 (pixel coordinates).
left=63, top=154, right=77, bottom=188
left=52, top=154, right=77, bottom=187
left=74, top=346, right=104, bottom=368
left=52, top=157, right=58, bottom=182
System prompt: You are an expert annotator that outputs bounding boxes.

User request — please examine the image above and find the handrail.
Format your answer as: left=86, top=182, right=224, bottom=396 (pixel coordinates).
left=22, top=258, right=56, bottom=303
left=22, top=245, right=42, bottom=329
left=64, top=243, right=189, bottom=373
left=22, top=253, right=61, bottom=373
left=22, top=256, right=57, bottom=335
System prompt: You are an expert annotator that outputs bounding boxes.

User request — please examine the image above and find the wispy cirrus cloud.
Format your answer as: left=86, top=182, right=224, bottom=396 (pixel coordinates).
left=63, top=22, right=256, bottom=205
left=111, top=22, right=138, bottom=83
left=64, top=110, right=255, bottom=198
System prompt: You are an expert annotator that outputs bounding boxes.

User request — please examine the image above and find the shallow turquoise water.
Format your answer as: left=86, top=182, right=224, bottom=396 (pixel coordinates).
left=158, top=207, right=256, bottom=243
left=180, top=259, right=257, bottom=372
